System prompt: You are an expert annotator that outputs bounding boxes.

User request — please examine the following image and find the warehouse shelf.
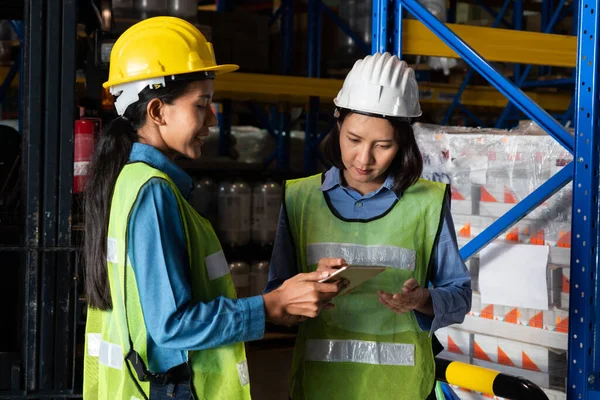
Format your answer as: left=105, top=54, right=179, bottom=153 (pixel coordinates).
left=389, top=0, right=598, bottom=397
left=440, top=355, right=565, bottom=394
left=454, top=315, right=568, bottom=350
left=0, top=66, right=18, bottom=89
left=214, top=72, right=571, bottom=110
left=401, top=19, right=576, bottom=67
left=456, top=237, right=571, bottom=266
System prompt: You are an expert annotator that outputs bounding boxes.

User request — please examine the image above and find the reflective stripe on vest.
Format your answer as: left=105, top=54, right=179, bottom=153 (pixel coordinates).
left=307, top=242, right=416, bottom=271
left=305, top=339, right=415, bottom=366
left=205, top=250, right=230, bottom=280
left=86, top=333, right=124, bottom=370
left=284, top=174, right=447, bottom=399
left=83, top=163, right=251, bottom=400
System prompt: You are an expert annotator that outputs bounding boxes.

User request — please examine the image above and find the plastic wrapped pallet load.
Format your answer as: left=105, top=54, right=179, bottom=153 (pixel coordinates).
left=415, top=121, right=572, bottom=397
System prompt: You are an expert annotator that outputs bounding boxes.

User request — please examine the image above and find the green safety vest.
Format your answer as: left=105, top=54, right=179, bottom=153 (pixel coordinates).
left=285, top=174, right=447, bottom=400
left=83, top=162, right=251, bottom=400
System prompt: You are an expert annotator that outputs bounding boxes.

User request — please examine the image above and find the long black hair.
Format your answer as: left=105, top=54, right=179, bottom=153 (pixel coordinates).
left=84, top=79, right=196, bottom=310
left=322, top=108, right=423, bottom=195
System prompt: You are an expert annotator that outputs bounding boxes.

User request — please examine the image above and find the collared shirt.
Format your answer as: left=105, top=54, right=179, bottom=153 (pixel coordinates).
left=266, top=166, right=472, bottom=333
left=127, top=143, right=265, bottom=373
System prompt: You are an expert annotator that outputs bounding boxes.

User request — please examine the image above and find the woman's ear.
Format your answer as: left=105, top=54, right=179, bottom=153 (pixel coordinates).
left=146, top=98, right=166, bottom=126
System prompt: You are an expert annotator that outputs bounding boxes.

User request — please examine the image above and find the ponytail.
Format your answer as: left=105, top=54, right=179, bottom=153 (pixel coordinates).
left=83, top=118, right=137, bottom=310
left=83, top=78, right=195, bottom=310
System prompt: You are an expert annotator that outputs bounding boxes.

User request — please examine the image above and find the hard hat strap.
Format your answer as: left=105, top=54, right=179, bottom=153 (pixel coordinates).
left=111, top=71, right=217, bottom=115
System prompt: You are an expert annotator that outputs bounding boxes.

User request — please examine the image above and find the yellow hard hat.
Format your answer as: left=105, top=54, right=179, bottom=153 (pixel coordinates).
left=104, top=16, right=238, bottom=89
left=104, top=17, right=238, bottom=115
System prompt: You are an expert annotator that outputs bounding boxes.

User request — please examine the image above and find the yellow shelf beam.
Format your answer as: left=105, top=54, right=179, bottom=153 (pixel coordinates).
left=214, top=73, right=571, bottom=111
left=197, top=5, right=217, bottom=11
left=0, top=66, right=19, bottom=89
left=402, top=19, right=577, bottom=67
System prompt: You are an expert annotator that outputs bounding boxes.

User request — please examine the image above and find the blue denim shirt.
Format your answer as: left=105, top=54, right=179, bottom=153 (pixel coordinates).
left=265, top=167, right=472, bottom=333
left=127, top=143, right=265, bottom=373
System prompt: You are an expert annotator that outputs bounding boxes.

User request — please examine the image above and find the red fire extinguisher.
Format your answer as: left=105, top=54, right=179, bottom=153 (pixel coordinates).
left=73, top=118, right=101, bottom=193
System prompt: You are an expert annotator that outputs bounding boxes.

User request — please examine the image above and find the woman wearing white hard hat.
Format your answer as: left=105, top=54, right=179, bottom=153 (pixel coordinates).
left=265, top=52, right=472, bottom=399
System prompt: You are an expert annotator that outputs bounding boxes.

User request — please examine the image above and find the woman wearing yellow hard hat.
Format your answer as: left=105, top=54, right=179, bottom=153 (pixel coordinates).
left=82, top=17, right=343, bottom=400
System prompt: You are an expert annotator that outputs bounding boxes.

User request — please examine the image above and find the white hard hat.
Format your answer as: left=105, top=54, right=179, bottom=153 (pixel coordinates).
left=334, top=52, right=422, bottom=119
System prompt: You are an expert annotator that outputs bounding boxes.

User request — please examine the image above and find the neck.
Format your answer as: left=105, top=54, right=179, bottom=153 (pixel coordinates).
left=341, top=169, right=386, bottom=196
left=137, top=126, right=176, bottom=160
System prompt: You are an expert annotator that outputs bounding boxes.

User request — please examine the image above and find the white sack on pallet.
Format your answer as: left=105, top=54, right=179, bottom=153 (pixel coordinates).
left=414, top=121, right=574, bottom=248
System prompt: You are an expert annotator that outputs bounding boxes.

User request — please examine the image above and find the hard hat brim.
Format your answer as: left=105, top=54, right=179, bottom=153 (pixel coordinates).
left=333, top=98, right=423, bottom=119
left=103, top=64, right=239, bottom=89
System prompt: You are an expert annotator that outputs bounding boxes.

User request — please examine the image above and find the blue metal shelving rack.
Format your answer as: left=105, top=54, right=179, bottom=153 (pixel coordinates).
left=376, top=0, right=599, bottom=397
left=440, top=0, right=576, bottom=130
left=568, top=2, right=600, bottom=397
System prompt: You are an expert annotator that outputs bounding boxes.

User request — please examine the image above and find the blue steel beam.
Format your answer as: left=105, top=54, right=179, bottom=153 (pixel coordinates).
left=475, top=0, right=511, bottom=28
left=540, top=0, right=553, bottom=76
left=316, top=120, right=336, bottom=144
left=276, top=110, right=291, bottom=171
left=276, top=0, right=293, bottom=172
left=568, top=1, right=577, bottom=33
left=460, top=162, right=573, bottom=260
left=264, top=151, right=277, bottom=168
left=441, top=69, right=475, bottom=125
left=567, top=1, right=600, bottom=398
left=247, top=102, right=277, bottom=138
left=495, top=0, right=569, bottom=128
left=305, top=0, right=321, bottom=174
left=316, top=0, right=322, bottom=77
left=280, top=0, right=294, bottom=75
left=447, top=0, right=457, bottom=24
left=216, top=0, right=230, bottom=12
left=513, top=0, right=523, bottom=83
left=372, top=0, right=388, bottom=54
left=441, top=382, right=462, bottom=400
left=0, top=57, right=19, bottom=103
left=393, top=0, right=403, bottom=57
left=10, top=20, right=23, bottom=42
left=441, top=0, right=511, bottom=126
left=399, top=0, right=574, bottom=154
left=457, top=103, right=485, bottom=127
left=217, top=100, right=232, bottom=157
left=320, top=1, right=370, bottom=55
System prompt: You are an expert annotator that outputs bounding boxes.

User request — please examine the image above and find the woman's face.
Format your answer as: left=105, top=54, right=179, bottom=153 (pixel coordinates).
left=339, top=113, right=399, bottom=194
left=160, top=80, right=217, bottom=160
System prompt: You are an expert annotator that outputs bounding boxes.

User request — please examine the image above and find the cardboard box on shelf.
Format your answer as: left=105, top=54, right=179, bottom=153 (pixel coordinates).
left=495, top=337, right=567, bottom=375
left=468, top=292, right=494, bottom=319
left=473, top=334, right=498, bottom=364
left=437, top=327, right=472, bottom=357
left=543, top=307, right=569, bottom=333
